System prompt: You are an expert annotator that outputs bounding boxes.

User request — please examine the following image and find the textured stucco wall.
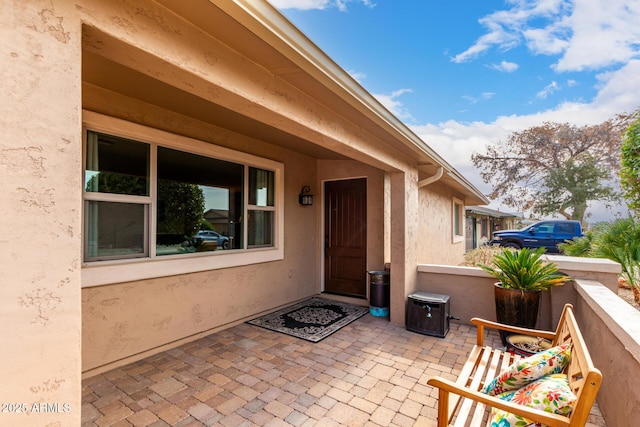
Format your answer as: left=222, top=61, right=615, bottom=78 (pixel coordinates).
left=81, top=95, right=320, bottom=375
left=418, top=184, right=466, bottom=265
left=2, top=1, right=478, bottom=421
left=1, top=1, right=82, bottom=425
left=77, top=0, right=393, bottom=373
left=574, top=280, right=640, bottom=427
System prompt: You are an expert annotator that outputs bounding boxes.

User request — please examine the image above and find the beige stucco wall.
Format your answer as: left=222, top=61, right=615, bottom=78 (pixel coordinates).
left=81, top=121, right=320, bottom=374
left=574, top=280, right=640, bottom=427
left=1, top=1, right=82, bottom=425
left=2, top=0, right=480, bottom=422
left=77, top=1, right=392, bottom=373
left=418, top=183, right=466, bottom=265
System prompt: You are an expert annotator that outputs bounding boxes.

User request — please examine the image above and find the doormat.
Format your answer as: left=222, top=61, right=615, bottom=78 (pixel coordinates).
left=246, top=297, right=369, bottom=343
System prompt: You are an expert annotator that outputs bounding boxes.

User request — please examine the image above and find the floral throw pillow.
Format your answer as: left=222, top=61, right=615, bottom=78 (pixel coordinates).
left=489, top=373, right=577, bottom=427
left=482, top=344, right=571, bottom=396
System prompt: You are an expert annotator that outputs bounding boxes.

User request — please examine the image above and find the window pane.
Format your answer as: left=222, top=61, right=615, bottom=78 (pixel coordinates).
left=248, top=210, right=274, bottom=247
left=85, top=131, right=149, bottom=196
left=249, top=167, right=274, bottom=207
left=454, top=202, right=463, bottom=236
left=86, top=201, right=146, bottom=260
left=156, top=147, right=243, bottom=255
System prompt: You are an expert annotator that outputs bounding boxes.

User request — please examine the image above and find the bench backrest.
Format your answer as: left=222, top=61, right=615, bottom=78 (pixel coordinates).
left=552, top=304, right=603, bottom=426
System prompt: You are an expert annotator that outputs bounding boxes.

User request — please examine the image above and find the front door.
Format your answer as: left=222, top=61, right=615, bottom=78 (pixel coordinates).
left=324, top=178, right=367, bottom=298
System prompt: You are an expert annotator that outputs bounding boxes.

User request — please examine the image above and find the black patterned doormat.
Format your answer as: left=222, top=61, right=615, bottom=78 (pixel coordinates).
left=246, top=297, right=369, bottom=343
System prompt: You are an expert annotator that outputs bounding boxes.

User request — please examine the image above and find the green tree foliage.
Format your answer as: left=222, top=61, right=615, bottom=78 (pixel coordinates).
left=472, top=116, right=633, bottom=223
left=535, top=155, right=616, bottom=221
left=157, top=180, right=205, bottom=238
left=621, top=117, right=640, bottom=216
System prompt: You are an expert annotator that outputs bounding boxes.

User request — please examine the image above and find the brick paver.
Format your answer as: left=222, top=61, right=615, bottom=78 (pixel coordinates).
left=82, top=312, right=606, bottom=426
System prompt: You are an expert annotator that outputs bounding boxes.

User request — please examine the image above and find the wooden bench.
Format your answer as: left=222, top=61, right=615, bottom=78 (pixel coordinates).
left=427, top=304, right=602, bottom=427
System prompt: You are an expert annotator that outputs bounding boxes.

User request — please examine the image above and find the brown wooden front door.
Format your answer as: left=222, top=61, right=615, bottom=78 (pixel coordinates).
left=324, top=178, right=367, bottom=298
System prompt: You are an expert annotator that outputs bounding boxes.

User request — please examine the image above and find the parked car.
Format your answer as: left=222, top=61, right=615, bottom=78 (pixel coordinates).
left=194, top=230, right=230, bottom=250
left=489, top=220, right=583, bottom=253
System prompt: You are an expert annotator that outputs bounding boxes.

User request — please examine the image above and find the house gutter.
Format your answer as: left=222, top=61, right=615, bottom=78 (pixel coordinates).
left=209, top=0, right=488, bottom=204
left=419, top=166, right=444, bottom=188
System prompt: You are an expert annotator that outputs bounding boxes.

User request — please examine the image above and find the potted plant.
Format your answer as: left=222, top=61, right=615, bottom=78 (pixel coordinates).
left=480, top=247, right=570, bottom=345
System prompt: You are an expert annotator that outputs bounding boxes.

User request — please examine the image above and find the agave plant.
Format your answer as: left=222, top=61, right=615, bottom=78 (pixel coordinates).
left=480, top=247, right=570, bottom=291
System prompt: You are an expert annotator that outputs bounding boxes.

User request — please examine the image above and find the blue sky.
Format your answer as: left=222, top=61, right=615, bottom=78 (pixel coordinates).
left=269, top=0, right=640, bottom=221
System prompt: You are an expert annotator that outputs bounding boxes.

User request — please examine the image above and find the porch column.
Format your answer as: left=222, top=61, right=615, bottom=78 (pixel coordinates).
left=1, top=2, right=82, bottom=425
left=388, top=170, right=419, bottom=325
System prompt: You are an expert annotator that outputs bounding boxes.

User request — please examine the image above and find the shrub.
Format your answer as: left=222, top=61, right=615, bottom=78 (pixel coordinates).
left=462, top=245, right=505, bottom=267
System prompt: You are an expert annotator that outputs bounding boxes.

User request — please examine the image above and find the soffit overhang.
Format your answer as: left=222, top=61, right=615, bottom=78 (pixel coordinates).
left=88, top=0, right=488, bottom=205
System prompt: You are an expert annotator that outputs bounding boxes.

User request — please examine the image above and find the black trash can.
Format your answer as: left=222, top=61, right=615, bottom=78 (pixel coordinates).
left=368, top=270, right=390, bottom=317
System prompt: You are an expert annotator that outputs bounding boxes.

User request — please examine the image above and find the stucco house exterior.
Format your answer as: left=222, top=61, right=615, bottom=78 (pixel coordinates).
left=1, top=1, right=488, bottom=424
left=465, top=206, right=519, bottom=251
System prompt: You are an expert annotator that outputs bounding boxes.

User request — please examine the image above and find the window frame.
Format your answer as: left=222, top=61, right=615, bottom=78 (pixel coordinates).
left=452, top=197, right=465, bottom=243
left=81, top=111, right=284, bottom=288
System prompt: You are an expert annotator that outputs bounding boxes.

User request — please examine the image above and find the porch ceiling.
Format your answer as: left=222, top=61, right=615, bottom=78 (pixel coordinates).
left=82, top=51, right=347, bottom=161
left=81, top=0, right=488, bottom=205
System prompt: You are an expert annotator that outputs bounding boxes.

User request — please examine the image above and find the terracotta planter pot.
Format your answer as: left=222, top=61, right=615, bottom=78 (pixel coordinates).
left=494, top=283, right=541, bottom=346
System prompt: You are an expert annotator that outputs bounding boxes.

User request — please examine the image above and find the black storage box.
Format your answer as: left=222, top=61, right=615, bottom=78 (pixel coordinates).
left=406, top=292, right=451, bottom=338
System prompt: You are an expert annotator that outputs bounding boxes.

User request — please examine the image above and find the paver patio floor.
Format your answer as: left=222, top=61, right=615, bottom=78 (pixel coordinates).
left=82, top=312, right=606, bottom=426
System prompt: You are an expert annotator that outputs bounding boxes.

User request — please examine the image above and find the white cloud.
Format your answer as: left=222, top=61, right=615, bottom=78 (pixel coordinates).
left=347, top=69, right=367, bottom=84
left=536, top=81, right=560, bottom=99
left=373, top=89, right=414, bottom=121
left=555, top=0, right=640, bottom=71
left=462, top=92, right=495, bottom=105
left=268, top=0, right=374, bottom=11
left=452, top=0, right=640, bottom=73
left=452, top=0, right=569, bottom=63
left=488, top=61, right=519, bottom=73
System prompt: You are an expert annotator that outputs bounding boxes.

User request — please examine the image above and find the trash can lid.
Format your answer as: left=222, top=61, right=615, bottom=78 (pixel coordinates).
left=368, top=271, right=390, bottom=276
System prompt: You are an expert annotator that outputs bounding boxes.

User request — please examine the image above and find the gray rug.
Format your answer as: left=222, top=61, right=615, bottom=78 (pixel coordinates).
left=247, top=297, right=369, bottom=343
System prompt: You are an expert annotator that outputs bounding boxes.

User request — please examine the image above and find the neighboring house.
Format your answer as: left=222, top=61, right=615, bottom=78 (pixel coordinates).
left=465, top=206, right=520, bottom=251
left=203, top=208, right=231, bottom=236
left=1, top=1, right=488, bottom=423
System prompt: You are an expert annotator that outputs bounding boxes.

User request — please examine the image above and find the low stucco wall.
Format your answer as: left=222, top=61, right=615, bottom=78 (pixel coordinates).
left=416, top=256, right=620, bottom=329
left=574, top=280, right=640, bottom=427
left=415, top=264, right=573, bottom=330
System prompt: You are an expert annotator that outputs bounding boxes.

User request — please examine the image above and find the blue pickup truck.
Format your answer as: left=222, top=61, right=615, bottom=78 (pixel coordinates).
left=489, top=220, right=583, bottom=253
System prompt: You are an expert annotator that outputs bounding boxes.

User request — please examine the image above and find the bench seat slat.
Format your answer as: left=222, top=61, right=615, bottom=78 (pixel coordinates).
left=427, top=304, right=601, bottom=427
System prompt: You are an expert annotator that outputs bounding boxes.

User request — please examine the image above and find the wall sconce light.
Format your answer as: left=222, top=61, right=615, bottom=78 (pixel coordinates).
left=298, top=186, right=314, bottom=206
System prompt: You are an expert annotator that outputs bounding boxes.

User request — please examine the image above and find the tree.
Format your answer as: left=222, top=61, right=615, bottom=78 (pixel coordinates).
left=157, top=180, right=205, bottom=238
left=535, top=155, right=616, bottom=221
left=621, top=116, right=640, bottom=216
left=472, top=116, right=633, bottom=223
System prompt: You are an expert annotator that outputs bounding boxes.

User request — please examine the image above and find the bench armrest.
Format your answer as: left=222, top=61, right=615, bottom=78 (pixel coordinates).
left=427, top=376, right=570, bottom=427
left=471, top=317, right=556, bottom=346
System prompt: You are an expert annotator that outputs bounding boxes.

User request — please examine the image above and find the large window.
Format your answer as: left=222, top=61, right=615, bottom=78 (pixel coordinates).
left=82, top=113, right=283, bottom=285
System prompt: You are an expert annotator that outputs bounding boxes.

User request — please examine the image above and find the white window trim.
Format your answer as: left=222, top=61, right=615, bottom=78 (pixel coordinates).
left=452, top=197, right=464, bottom=243
left=81, top=111, right=284, bottom=288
